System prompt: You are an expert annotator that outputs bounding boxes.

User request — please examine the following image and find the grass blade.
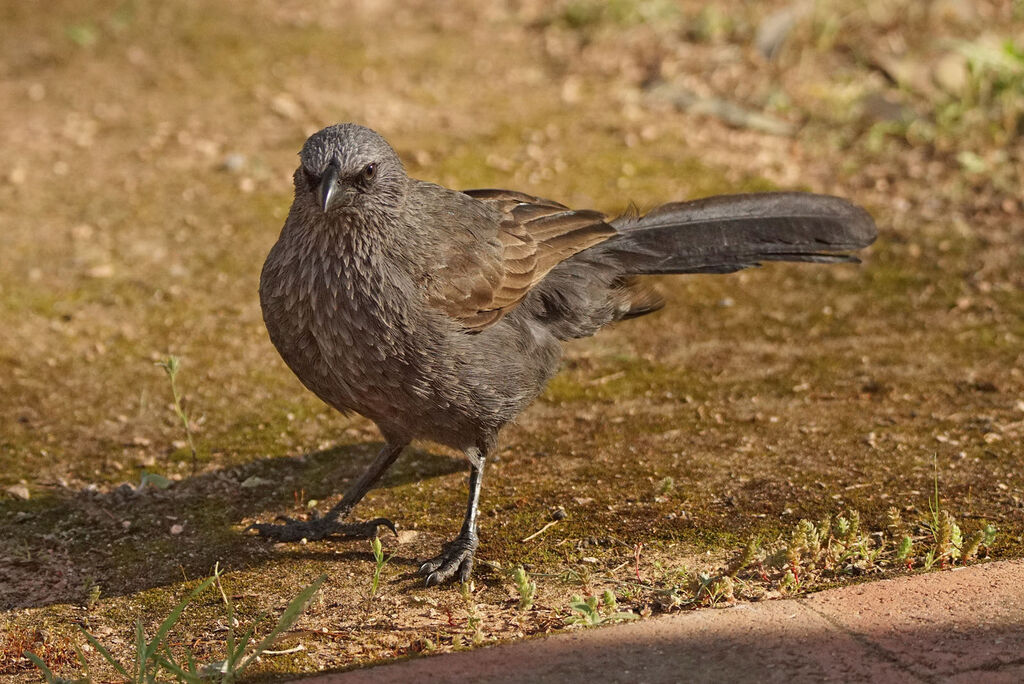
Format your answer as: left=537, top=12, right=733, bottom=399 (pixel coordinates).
left=157, top=648, right=200, bottom=684
left=78, top=627, right=130, bottom=678
left=23, top=651, right=56, bottom=682
left=235, top=574, right=326, bottom=675
left=135, top=619, right=146, bottom=679
left=73, top=642, right=91, bottom=681
left=144, top=576, right=216, bottom=664
left=229, top=611, right=267, bottom=668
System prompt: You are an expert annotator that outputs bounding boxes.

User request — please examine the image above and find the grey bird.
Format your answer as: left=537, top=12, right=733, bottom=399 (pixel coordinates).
left=253, top=123, right=877, bottom=586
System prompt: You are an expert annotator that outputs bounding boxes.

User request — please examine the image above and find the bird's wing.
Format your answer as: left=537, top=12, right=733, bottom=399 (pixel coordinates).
left=428, top=189, right=617, bottom=331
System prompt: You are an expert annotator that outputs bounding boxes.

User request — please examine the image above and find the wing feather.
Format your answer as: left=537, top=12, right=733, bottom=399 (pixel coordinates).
left=427, top=189, right=616, bottom=331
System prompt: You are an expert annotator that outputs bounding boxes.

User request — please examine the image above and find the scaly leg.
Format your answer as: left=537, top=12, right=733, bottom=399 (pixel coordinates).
left=420, top=447, right=486, bottom=586
left=249, top=440, right=406, bottom=542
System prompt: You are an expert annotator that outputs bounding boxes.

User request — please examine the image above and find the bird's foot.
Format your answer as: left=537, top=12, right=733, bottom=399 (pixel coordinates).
left=419, top=530, right=479, bottom=586
left=248, top=513, right=396, bottom=543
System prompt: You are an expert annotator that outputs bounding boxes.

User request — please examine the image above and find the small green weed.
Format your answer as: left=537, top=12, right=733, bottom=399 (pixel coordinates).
left=460, top=582, right=485, bottom=645
left=646, top=462, right=997, bottom=610
left=137, top=471, right=172, bottom=491
left=565, top=590, right=638, bottom=627
left=156, top=356, right=198, bottom=473
left=83, top=580, right=101, bottom=612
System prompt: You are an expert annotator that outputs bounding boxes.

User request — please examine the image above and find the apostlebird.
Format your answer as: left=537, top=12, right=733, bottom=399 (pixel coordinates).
left=252, top=123, right=876, bottom=586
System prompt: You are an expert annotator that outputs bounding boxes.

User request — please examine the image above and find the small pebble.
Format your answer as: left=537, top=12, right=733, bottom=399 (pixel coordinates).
left=221, top=153, right=246, bottom=173
left=5, top=484, right=30, bottom=500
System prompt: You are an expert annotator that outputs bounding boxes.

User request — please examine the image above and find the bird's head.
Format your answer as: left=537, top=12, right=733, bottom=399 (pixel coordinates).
left=296, top=123, right=407, bottom=217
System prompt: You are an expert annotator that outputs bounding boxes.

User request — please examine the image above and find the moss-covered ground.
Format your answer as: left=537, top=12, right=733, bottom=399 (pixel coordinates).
left=1, top=0, right=1022, bottom=680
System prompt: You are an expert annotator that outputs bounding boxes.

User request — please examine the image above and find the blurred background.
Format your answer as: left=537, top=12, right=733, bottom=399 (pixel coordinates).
left=1, top=0, right=1022, bottom=677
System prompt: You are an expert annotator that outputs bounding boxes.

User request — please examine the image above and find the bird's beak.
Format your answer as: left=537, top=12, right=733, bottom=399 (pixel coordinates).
left=318, top=161, right=342, bottom=212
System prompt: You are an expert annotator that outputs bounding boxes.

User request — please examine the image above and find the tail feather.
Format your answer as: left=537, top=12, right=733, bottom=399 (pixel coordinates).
left=606, top=192, right=877, bottom=276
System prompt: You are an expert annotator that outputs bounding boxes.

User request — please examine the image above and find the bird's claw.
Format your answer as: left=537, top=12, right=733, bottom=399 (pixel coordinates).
left=419, top=532, right=479, bottom=586
left=360, top=517, right=399, bottom=538
left=247, top=515, right=396, bottom=543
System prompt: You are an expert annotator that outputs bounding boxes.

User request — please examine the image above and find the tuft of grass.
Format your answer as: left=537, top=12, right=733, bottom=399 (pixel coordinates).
left=156, top=356, right=199, bottom=474
left=655, top=476, right=675, bottom=496
left=25, top=566, right=326, bottom=683
left=193, top=566, right=325, bottom=683
left=69, top=575, right=217, bottom=683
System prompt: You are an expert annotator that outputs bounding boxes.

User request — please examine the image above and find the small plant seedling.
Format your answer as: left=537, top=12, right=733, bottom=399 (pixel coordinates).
left=84, top=579, right=102, bottom=612
left=600, top=589, right=617, bottom=612
left=138, top=471, right=172, bottom=491
left=565, top=591, right=637, bottom=627
left=726, top=539, right=759, bottom=578
left=692, top=572, right=736, bottom=604
left=513, top=566, right=536, bottom=611
left=895, top=536, right=914, bottom=567
left=923, top=549, right=938, bottom=571
left=460, top=582, right=486, bottom=644
left=370, top=536, right=393, bottom=598
left=156, top=355, right=198, bottom=474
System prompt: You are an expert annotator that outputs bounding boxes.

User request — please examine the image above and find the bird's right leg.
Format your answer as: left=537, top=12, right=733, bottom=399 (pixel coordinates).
left=249, top=440, right=407, bottom=542
left=419, top=446, right=487, bottom=586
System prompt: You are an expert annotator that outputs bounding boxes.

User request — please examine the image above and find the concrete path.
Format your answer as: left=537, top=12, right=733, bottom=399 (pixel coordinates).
left=303, top=560, right=1024, bottom=683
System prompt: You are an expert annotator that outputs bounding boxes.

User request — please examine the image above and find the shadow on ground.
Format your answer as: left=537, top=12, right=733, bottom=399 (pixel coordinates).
left=0, top=442, right=465, bottom=610
left=307, top=617, right=1024, bottom=684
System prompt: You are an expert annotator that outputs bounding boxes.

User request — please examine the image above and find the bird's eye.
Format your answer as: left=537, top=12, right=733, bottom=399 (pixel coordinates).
left=362, top=163, right=377, bottom=182
left=301, top=167, right=318, bottom=186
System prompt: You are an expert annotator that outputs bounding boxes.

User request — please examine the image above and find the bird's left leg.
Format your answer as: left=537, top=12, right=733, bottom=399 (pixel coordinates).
left=248, top=440, right=406, bottom=542
left=420, top=446, right=486, bottom=586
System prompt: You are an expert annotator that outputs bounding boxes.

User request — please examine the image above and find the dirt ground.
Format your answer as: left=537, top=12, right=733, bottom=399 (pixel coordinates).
left=1, top=0, right=1022, bottom=680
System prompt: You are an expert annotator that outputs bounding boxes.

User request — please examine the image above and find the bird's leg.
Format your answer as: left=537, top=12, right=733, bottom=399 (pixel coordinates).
left=420, top=447, right=486, bottom=586
left=249, top=440, right=406, bottom=542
